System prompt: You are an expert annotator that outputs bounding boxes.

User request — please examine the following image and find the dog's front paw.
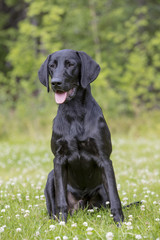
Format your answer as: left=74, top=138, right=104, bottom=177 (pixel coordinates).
left=111, top=208, right=124, bottom=226
left=56, top=206, right=68, bottom=223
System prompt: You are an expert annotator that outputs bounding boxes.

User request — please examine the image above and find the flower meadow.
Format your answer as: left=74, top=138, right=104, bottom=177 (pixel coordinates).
left=0, top=137, right=160, bottom=240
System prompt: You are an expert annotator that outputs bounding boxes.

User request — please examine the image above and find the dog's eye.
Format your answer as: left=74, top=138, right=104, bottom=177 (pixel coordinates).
left=49, top=61, right=57, bottom=69
left=65, top=60, right=74, bottom=68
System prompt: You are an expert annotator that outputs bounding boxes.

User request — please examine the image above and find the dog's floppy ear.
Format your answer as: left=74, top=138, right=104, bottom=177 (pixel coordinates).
left=77, top=51, right=101, bottom=88
left=38, top=55, right=51, bottom=92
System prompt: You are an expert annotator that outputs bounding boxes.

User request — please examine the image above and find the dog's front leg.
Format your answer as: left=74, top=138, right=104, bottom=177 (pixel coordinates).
left=54, top=157, right=68, bottom=222
left=102, top=159, right=124, bottom=224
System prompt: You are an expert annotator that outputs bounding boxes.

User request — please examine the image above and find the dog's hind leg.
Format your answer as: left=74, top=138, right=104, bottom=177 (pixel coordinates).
left=44, top=169, right=56, bottom=219
left=88, top=185, right=110, bottom=209
left=67, top=191, right=85, bottom=215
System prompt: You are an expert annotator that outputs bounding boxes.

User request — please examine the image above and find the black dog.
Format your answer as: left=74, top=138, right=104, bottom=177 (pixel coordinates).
left=38, top=49, right=124, bottom=224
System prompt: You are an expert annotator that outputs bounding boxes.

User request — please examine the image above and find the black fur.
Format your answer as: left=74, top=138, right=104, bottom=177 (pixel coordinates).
left=38, top=49, right=124, bottom=224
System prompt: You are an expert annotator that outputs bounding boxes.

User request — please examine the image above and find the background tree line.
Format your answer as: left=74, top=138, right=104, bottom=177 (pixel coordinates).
left=0, top=0, right=160, bottom=138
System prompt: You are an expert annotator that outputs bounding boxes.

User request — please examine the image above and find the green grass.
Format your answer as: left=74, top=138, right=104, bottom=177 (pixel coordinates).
left=0, top=137, right=160, bottom=240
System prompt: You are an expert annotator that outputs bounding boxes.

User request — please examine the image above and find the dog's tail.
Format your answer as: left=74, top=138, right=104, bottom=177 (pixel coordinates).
left=123, top=201, right=142, bottom=209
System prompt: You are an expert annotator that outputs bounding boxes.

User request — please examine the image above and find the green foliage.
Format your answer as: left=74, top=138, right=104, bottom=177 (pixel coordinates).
left=0, top=0, right=160, bottom=138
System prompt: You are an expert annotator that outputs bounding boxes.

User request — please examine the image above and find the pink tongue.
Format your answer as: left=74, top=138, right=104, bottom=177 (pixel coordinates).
left=55, top=92, right=68, bottom=104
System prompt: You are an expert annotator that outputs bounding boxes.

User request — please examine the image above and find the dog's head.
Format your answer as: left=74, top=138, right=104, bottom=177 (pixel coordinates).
left=38, top=49, right=100, bottom=104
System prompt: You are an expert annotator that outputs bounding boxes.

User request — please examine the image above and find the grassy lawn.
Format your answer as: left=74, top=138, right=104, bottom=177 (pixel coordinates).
left=0, top=137, right=160, bottom=239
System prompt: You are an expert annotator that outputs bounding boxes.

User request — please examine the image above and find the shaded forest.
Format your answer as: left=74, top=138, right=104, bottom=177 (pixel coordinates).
left=0, top=0, right=160, bottom=138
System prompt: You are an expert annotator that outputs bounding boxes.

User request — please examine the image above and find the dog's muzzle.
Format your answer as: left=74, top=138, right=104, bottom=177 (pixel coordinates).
left=54, top=87, right=78, bottom=104
left=51, top=78, right=78, bottom=104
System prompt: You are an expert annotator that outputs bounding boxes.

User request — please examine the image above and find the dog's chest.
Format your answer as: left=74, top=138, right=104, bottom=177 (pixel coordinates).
left=68, top=128, right=99, bottom=162
left=67, top=121, right=102, bottom=188
left=52, top=112, right=103, bottom=189
left=53, top=116, right=99, bottom=159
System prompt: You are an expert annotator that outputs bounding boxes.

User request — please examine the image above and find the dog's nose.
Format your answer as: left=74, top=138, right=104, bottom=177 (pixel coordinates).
left=51, top=78, right=62, bottom=88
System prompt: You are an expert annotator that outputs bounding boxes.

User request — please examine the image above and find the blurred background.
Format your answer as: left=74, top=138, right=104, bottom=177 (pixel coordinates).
left=0, top=0, right=160, bottom=141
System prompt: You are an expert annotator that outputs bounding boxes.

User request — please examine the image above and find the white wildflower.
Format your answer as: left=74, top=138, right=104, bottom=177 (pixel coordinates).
left=40, top=195, right=45, bottom=200
left=16, top=228, right=22, bottom=232
left=135, top=235, right=142, bottom=239
left=87, top=209, right=94, bottom=213
left=140, top=205, right=145, bottom=211
left=59, top=221, right=65, bottom=226
left=55, top=237, right=61, bottom=240
left=125, top=221, right=133, bottom=230
left=83, top=222, right=88, bottom=227
left=63, top=236, right=68, bottom=240
left=35, top=231, right=40, bottom=236
left=87, top=231, right=93, bottom=235
left=12, top=195, right=15, bottom=200
left=128, top=215, right=133, bottom=220
left=26, top=196, right=30, bottom=201
left=24, top=213, right=29, bottom=218
left=0, top=227, right=4, bottom=233
left=5, top=205, right=10, bottom=209
left=123, top=197, right=128, bottom=201
left=73, top=236, right=78, bottom=240
left=106, top=232, right=114, bottom=240
left=71, top=223, right=77, bottom=227
left=86, top=227, right=94, bottom=231
left=49, top=225, right=55, bottom=230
